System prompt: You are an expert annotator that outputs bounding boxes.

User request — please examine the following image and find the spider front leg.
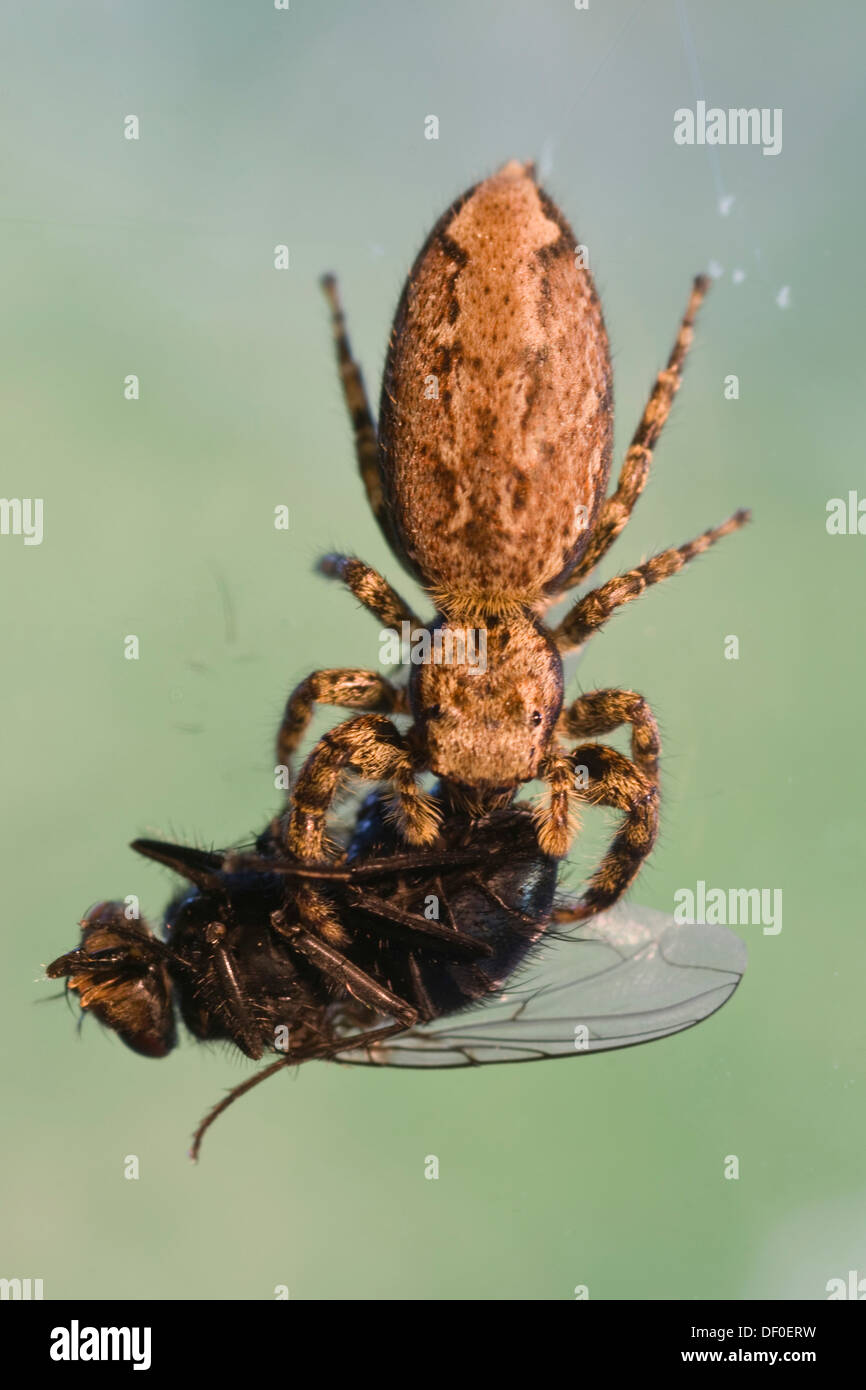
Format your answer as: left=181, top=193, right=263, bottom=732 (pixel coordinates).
left=552, top=509, right=750, bottom=653
left=285, top=714, right=439, bottom=951
left=555, top=275, right=711, bottom=594
left=275, top=669, right=409, bottom=775
left=559, top=687, right=660, bottom=782
left=288, top=713, right=440, bottom=863
left=534, top=741, right=583, bottom=859
left=554, top=743, right=659, bottom=923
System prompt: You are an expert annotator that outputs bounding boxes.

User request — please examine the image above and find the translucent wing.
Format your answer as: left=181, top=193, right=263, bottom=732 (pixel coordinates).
left=334, top=906, right=746, bottom=1067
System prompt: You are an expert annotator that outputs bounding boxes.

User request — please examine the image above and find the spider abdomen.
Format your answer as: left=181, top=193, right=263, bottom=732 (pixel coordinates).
left=379, top=159, right=613, bottom=609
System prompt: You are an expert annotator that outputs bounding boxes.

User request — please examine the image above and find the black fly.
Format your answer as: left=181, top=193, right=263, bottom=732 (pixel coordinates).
left=48, top=792, right=745, bottom=1159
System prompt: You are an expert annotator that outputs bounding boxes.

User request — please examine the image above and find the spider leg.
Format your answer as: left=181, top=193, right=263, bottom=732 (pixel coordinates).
left=320, top=273, right=401, bottom=555
left=551, top=509, right=750, bottom=654
left=533, top=740, right=583, bottom=858
left=288, top=714, right=439, bottom=860
left=558, top=687, right=660, bottom=782
left=275, top=668, right=409, bottom=773
left=316, top=552, right=422, bottom=630
left=284, top=714, right=440, bottom=945
left=554, top=743, right=659, bottom=922
left=551, top=275, right=711, bottom=597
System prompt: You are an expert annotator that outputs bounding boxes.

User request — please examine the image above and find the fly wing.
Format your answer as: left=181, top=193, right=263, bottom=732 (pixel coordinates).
left=334, top=906, right=746, bottom=1067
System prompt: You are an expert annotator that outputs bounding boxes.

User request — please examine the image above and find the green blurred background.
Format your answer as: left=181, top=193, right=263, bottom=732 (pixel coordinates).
left=2, top=0, right=863, bottom=1300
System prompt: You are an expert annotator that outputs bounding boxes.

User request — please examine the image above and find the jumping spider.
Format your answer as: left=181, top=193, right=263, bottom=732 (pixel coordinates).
left=277, top=160, right=749, bottom=928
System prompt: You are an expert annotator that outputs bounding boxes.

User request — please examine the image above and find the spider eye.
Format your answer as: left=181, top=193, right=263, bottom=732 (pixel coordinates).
left=427, top=704, right=442, bottom=720
left=531, top=710, right=543, bottom=727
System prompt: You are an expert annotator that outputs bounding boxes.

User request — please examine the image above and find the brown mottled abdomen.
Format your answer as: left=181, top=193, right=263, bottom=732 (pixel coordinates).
left=378, top=160, right=612, bottom=612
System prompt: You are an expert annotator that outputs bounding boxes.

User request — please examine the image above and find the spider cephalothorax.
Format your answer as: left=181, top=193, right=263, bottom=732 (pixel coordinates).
left=409, top=614, right=563, bottom=790
left=277, top=159, right=749, bottom=931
